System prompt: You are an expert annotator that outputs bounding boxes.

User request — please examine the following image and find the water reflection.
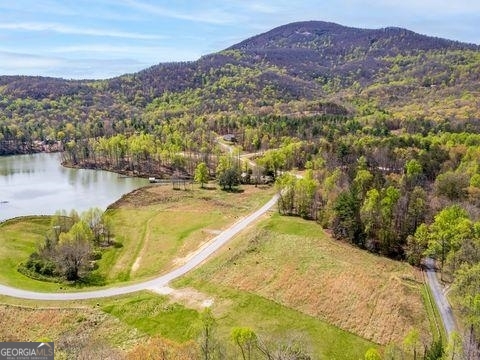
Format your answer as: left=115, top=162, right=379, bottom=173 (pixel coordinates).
left=0, top=153, right=148, bottom=221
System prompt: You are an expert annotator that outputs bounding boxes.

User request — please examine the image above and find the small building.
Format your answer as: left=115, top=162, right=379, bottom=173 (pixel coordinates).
left=223, top=134, right=237, bottom=143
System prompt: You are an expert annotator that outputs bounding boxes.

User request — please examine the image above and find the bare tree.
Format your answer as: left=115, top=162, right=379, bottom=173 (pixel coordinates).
left=56, top=234, right=92, bottom=281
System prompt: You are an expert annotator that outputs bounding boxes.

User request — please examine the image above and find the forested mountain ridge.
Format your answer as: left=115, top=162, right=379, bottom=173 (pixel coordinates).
left=0, top=20, right=479, bottom=154
left=1, top=21, right=478, bottom=134
left=229, top=20, right=478, bottom=84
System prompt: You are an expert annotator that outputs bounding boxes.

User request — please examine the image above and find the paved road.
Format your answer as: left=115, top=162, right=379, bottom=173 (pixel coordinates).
left=0, top=194, right=279, bottom=301
left=424, top=257, right=456, bottom=338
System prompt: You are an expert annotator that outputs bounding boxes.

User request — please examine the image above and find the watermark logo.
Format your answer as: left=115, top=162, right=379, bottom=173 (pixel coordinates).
left=0, top=342, right=54, bottom=360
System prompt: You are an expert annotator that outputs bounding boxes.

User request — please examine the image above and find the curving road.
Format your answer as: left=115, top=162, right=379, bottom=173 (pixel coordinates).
left=0, top=194, right=279, bottom=301
left=424, top=258, right=456, bottom=338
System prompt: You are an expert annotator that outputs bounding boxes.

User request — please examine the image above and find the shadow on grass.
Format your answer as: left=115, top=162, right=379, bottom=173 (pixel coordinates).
left=75, top=272, right=107, bottom=288
left=220, top=188, right=245, bottom=193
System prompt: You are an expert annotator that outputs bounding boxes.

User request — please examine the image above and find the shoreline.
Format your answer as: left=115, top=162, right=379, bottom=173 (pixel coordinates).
left=61, top=158, right=191, bottom=181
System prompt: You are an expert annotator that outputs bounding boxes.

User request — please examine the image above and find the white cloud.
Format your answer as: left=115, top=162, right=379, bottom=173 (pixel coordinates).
left=51, top=44, right=200, bottom=62
left=0, top=44, right=201, bottom=80
left=0, top=0, right=141, bottom=21
left=0, top=1, right=76, bottom=16
left=119, top=0, right=244, bottom=24
left=233, top=1, right=280, bottom=14
left=0, top=50, right=146, bottom=79
left=359, top=0, right=480, bottom=14
left=0, top=50, right=62, bottom=70
left=0, top=22, right=164, bottom=40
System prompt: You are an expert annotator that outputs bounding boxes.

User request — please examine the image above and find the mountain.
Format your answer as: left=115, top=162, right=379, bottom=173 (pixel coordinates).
left=106, top=21, right=478, bottom=101
left=0, top=21, right=479, bottom=153
left=228, top=21, right=478, bottom=83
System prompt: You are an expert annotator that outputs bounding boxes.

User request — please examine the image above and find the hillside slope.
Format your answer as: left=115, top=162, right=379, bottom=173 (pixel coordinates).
left=177, top=213, right=432, bottom=346
left=230, top=21, right=477, bottom=82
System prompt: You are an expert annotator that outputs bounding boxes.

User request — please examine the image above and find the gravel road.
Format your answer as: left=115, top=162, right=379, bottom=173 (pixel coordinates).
left=424, top=257, right=456, bottom=338
left=0, top=194, right=279, bottom=301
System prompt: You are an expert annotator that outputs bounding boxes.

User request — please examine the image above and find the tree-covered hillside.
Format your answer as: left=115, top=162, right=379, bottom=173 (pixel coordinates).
left=1, top=21, right=478, bottom=154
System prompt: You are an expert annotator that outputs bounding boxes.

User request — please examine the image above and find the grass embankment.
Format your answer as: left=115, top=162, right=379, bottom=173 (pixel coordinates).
left=175, top=213, right=431, bottom=348
left=421, top=278, right=446, bottom=343
left=0, top=184, right=274, bottom=290
left=0, top=217, right=62, bottom=292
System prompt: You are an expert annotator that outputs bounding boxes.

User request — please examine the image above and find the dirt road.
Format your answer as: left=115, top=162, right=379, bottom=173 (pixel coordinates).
left=0, top=194, right=279, bottom=300
left=424, top=257, right=456, bottom=338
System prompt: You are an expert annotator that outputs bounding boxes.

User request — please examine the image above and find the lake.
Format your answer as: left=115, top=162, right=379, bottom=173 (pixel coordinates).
left=0, top=153, right=148, bottom=221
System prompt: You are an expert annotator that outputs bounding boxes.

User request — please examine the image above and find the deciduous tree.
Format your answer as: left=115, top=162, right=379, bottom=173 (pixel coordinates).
left=194, top=162, right=209, bottom=188
left=230, top=327, right=257, bottom=360
left=56, top=231, right=92, bottom=281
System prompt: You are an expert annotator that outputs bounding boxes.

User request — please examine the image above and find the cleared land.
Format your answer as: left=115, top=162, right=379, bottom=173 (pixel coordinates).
left=175, top=212, right=431, bottom=346
left=0, top=185, right=432, bottom=357
left=0, top=287, right=374, bottom=359
left=0, top=184, right=274, bottom=290
left=97, top=184, right=276, bottom=283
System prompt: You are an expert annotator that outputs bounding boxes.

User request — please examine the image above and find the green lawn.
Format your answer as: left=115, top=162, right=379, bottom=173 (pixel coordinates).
left=101, top=293, right=200, bottom=342
left=0, top=217, right=64, bottom=292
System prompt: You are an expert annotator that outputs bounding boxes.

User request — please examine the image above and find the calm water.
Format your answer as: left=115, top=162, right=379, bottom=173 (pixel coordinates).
left=0, top=153, right=148, bottom=221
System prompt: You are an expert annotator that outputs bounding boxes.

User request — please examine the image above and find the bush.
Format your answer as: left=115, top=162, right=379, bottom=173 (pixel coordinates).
left=90, top=250, right=103, bottom=261
left=24, top=253, right=57, bottom=276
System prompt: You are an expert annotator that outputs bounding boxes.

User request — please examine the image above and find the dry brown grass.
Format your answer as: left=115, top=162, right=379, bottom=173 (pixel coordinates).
left=188, top=213, right=431, bottom=345
left=0, top=303, right=143, bottom=359
left=127, top=337, right=198, bottom=360
left=0, top=296, right=204, bottom=358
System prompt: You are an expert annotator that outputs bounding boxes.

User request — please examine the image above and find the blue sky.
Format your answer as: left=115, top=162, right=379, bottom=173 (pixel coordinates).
left=0, top=0, right=478, bottom=79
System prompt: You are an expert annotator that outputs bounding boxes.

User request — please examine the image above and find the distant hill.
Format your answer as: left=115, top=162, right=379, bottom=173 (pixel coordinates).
left=228, top=20, right=478, bottom=84
left=0, top=20, right=479, bottom=153
left=2, top=20, right=478, bottom=101
left=105, top=21, right=478, bottom=100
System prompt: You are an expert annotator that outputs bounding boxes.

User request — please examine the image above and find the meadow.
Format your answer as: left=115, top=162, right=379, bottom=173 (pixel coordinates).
left=175, top=212, right=432, bottom=346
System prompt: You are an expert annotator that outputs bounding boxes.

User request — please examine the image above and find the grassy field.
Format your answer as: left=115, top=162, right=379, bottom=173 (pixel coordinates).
left=0, top=217, right=64, bottom=292
left=0, top=288, right=374, bottom=359
left=0, top=301, right=144, bottom=359
left=0, top=184, right=274, bottom=290
left=101, top=292, right=200, bottom=342
left=100, top=184, right=275, bottom=283
left=175, top=212, right=431, bottom=347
